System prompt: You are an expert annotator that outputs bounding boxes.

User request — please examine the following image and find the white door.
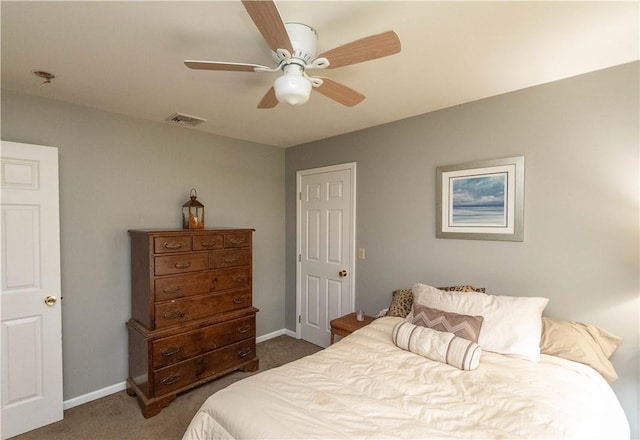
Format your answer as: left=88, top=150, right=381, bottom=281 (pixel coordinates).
left=297, top=163, right=355, bottom=347
left=1, top=141, right=63, bottom=439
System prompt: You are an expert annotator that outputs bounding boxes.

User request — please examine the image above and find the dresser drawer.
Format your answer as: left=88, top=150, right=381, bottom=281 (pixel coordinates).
left=210, top=249, right=251, bottom=269
left=154, top=272, right=212, bottom=302
left=155, top=290, right=252, bottom=328
left=192, top=234, right=224, bottom=251
left=210, top=267, right=250, bottom=292
left=154, top=252, right=208, bottom=276
left=154, top=267, right=249, bottom=301
left=151, top=315, right=255, bottom=368
left=224, top=232, right=251, bottom=248
left=153, top=339, right=256, bottom=396
left=154, top=236, right=192, bottom=254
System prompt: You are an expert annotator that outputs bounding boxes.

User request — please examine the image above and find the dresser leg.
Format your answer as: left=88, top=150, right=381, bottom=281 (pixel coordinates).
left=127, top=377, right=176, bottom=418
left=241, top=357, right=259, bottom=372
left=140, top=395, right=176, bottom=419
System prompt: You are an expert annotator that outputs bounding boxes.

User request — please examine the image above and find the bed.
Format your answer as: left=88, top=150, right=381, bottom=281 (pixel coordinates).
left=182, top=284, right=630, bottom=440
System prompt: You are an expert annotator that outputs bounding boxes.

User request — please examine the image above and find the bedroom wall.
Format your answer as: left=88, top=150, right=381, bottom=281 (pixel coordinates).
left=285, top=62, right=639, bottom=437
left=0, top=89, right=286, bottom=401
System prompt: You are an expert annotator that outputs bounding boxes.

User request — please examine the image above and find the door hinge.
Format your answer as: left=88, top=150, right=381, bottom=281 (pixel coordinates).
left=298, top=254, right=302, bottom=262
left=299, top=191, right=302, bottom=200
left=298, top=315, right=301, bottom=324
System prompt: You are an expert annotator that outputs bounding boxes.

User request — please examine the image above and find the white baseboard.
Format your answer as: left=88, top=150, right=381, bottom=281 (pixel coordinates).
left=63, top=381, right=127, bottom=410
left=256, top=327, right=297, bottom=342
left=63, top=328, right=297, bottom=410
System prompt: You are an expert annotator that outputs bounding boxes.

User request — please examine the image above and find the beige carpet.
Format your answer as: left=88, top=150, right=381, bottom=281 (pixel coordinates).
left=11, top=335, right=322, bottom=440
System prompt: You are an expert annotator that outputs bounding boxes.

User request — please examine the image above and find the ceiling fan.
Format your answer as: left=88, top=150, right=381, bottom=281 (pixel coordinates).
left=184, top=0, right=401, bottom=109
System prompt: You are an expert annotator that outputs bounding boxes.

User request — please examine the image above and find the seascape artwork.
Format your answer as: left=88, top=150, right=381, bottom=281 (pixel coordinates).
left=437, top=156, right=523, bottom=241
left=450, top=173, right=507, bottom=227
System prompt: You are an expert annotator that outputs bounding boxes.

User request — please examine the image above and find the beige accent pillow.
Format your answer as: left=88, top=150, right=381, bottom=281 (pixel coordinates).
left=392, top=321, right=481, bottom=371
left=540, top=317, right=622, bottom=382
left=409, top=303, right=484, bottom=343
left=411, top=283, right=549, bottom=361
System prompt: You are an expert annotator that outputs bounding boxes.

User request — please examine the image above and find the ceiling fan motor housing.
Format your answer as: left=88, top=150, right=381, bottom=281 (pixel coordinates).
left=272, top=23, right=317, bottom=67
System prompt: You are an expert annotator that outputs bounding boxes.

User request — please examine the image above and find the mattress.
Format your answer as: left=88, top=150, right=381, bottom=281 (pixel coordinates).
left=183, top=316, right=630, bottom=439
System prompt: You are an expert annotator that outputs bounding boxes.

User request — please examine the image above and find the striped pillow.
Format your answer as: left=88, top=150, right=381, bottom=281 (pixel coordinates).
left=392, top=321, right=481, bottom=371
left=409, top=303, right=484, bottom=343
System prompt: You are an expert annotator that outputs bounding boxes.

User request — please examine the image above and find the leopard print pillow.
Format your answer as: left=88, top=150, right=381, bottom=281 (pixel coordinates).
left=438, top=285, right=486, bottom=293
left=386, top=288, right=413, bottom=317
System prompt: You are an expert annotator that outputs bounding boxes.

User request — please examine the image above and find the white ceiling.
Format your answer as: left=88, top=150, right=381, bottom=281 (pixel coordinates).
left=1, top=1, right=638, bottom=148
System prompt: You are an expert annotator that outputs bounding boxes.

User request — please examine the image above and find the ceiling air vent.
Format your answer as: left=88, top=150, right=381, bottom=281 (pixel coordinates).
left=166, top=112, right=207, bottom=127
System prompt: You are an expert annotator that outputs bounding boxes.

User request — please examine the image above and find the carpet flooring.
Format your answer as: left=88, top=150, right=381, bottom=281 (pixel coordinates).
left=10, top=335, right=322, bottom=440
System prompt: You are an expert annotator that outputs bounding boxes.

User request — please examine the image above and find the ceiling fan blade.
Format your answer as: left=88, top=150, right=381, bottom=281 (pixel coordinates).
left=241, top=0, right=293, bottom=54
left=316, top=31, right=401, bottom=69
left=314, top=78, right=365, bottom=107
left=184, top=60, right=270, bottom=72
left=258, top=87, right=279, bottom=109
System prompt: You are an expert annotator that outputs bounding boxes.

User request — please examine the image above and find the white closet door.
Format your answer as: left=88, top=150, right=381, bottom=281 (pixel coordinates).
left=297, top=163, right=356, bottom=347
left=1, top=141, right=63, bottom=439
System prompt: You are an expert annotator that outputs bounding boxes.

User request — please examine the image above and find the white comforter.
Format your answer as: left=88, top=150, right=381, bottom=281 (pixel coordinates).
left=183, top=317, right=630, bottom=440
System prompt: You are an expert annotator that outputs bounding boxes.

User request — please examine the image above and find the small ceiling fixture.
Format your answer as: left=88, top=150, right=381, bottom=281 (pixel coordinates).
left=33, top=70, right=55, bottom=84
left=166, top=112, right=207, bottom=127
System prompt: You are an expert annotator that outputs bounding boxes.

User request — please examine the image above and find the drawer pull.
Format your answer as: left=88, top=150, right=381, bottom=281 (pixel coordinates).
left=161, top=374, right=181, bottom=385
left=231, top=274, right=247, bottom=283
left=229, top=237, right=246, bottom=245
left=161, top=346, right=181, bottom=356
left=238, top=348, right=251, bottom=358
left=200, top=240, right=217, bottom=248
left=163, top=242, right=183, bottom=250
left=237, top=324, right=251, bottom=334
left=162, top=286, right=181, bottom=294
left=223, top=255, right=240, bottom=263
left=174, top=261, right=192, bottom=269
left=163, top=310, right=185, bottom=320
left=233, top=296, right=244, bottom=305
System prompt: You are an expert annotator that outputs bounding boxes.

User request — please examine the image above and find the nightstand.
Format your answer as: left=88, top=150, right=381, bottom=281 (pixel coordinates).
left=329, top=312, right=375, bottom=344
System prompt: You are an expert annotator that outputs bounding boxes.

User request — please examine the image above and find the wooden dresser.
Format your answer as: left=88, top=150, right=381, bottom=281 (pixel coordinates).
left=126, top=228, right=258, bottom=417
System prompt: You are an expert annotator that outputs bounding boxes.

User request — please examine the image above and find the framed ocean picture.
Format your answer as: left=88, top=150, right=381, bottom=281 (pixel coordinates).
left=436, top=156, right=524, bottom=241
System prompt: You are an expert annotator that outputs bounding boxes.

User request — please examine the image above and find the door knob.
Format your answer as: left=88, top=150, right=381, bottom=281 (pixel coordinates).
left=44, top=295, right=57, bottom=306
left=339, top=269, right=348, bottom=278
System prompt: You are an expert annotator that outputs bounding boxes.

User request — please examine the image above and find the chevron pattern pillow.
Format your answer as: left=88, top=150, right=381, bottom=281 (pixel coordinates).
left=409, top=303, right=484, bottom=343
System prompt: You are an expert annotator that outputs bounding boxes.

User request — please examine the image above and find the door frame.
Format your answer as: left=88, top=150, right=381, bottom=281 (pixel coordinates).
left=295, top=162, right=356, bottom=338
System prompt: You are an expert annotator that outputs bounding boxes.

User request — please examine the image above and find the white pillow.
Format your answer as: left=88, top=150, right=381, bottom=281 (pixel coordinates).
left=412, top=283, right=549, bottom=361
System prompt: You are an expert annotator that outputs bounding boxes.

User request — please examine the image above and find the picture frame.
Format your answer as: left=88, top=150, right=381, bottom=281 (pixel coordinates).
left=436, top=156, right=524, bottom=241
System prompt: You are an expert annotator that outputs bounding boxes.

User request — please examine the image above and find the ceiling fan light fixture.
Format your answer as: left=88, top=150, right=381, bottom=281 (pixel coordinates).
left=274, top=66, right=311, bottom=106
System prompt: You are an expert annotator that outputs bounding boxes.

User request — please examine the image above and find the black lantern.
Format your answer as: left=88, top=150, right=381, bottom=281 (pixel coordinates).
left=182, top=188, right=204, bottom=229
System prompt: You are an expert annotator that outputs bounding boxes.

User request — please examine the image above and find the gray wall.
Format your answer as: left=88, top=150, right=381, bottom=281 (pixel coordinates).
left=2, top=62, right=638, bottom=437
left=285, top=62, right=639, bottom=437
left=1, top=89, right=286, bottom=400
